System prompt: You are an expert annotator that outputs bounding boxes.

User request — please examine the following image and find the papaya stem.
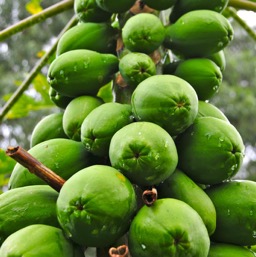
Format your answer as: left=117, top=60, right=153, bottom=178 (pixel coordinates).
left=6, top=146, right=65, bottom=192
left=109, top=245, right=129, bottom=257
left=228, top=0, right=256, bottom=12
left=142, top=187, right=158, bottom=206
left=226, top=7, right=256, bottom=41
left=0, top=0, right=74, bottom=42
left=0, top=16, right=77, bottom=123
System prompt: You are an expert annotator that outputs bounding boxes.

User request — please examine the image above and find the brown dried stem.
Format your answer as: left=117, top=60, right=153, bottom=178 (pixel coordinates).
left=109, top=245, right=129, bottom=257
left=142, top=186, right=158, bottom=206
left=6, top=146, right=65, bottom=192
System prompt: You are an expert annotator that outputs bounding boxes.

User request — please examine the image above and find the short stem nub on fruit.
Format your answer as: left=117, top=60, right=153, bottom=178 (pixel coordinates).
left=142, top=186, right=158, bottom=206
left=109, top=244, right=129, bottom=257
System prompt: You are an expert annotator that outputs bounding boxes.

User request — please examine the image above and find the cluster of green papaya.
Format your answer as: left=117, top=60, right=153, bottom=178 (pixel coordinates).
left=2, top=0, right=256, bottom=256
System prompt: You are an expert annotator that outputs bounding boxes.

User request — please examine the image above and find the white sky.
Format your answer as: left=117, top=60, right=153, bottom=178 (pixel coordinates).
left=238, top=10, right=256, bottom=28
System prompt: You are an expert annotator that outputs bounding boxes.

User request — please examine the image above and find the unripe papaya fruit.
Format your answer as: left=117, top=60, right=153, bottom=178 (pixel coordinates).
left=207, top=50, right=226, bottom=72
left=74, top=0, right=112, bottom=23
left=176, top=117, right=245, bottom=185
left=157, top=169, right=216, bottom=236
left=62, top=95, right=103, bottom=141
left=174, top=58, right=223, bottom=100
left=0, top=224, right=84, bottom=257
left=128, top=198, right=210, bottom=257
left=164, top=10, right=234, bottom=58
left=206, top=180, right=256, bottom=246
left=30, top=112, right=68, bottom=147
left=56, top=22, right=118, bottom=56
left=81, top=102, right=134, bottom=157
left=96, top=0, right=135, bottom=13
left=131, top=75, right=198, bottom=136
left=169, top=0, right=229, bottom=23
left=0, top=185, right=59, bottom=245
left=197, top=101, right=229, bottom=122
left=47, top=49, right=119, bottom=97
left=49, top=87, right=74, bottom=109
left=109, top=121, right=178, bottom=187
left=57, top=165, right=137, bottom=247
left=143, top=0, right=177, bottom=11
left=9, top=138, right=94, bottom=189
left=208, top=242, right=255, bottom=257
left=122, top=13, right=165, bottom=54
left=119, top=52, right=157, bottom=88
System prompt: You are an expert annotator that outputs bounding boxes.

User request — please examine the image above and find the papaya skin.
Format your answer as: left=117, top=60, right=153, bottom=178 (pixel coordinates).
left=96, top=0, right=136, bottom=13
left=128, top=198, right=210, bottom=257
left=0, top=224, right=84, bottom=257
left=157, top=169, right=217, bottom=236
left=0, top=185, right=59, bottom=246
left=57, top=165, right=137, bottom=247
left=164, top=10, right=234, bottom=58
left=143, top=0, right=177, bottom=11
left=47, top=49, right=119, bottom=97
left=206, top=180, right=256, bottom=246
left=176, top=117, right=245, bottom=185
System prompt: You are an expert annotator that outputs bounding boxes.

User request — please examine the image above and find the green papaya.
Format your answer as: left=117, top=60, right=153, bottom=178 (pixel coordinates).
left=176, top=117, right=245, bottom=185
left=128, top=198, right=210, bottom=257
left=47, top=49, right=119, bottom=97
left=157, top=169, right=216, bottom=236
left=207, top=50, right=226, bottom=72
left=9, top=138, right=94, bottom=189
left=169, top=0, right=229, bottom=23
left=74, top=0, right=112, bottom=23
left=56, top=22, right=118, bottom=56
left=197, top=101, right=229, bottom=122
left=0, top=224, right=84, bottom=257
left=30, top=112, right=68, bottom=147
left=62, top=95, right=103, bottom=141
left=81, top=102, right=134, bottom=157
left=96, top=0, right=135, bottom=13
left=208, top=242, right=255, bottom=257
left=143, top=0, right=177, bottom=11
left=49, top=87, right=74, bottom=109
left=206, top=180, right=256, bottom=246
left=0, top=185, right=59, bottom=245
left=164, top=10, right=234, bottom=58
left=174, top=58, right=223, bottom=100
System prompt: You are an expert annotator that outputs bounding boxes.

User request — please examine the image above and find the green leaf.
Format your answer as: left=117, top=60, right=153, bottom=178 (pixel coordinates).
left=26, top=0, right=43, bottom=15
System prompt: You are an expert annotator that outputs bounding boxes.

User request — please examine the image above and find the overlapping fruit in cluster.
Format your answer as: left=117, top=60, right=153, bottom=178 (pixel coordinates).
left=2, top=0, right=256, bottom=256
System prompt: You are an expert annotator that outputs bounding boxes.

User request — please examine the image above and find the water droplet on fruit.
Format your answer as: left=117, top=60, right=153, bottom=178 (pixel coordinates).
left=74, top=65, right=78, bottom=72
left=231, top=164, right=238, bottom=171
left=155, top=153, right=160, bottom=160
left=205, top=132, right=212, bottom=139
left=250, top=210, right=254, bottom=216
left=141, top=244, right=146, bottom=250
left=190, top=132, right=194, bottom=136
left=252, top=231, right=256, bottom=238
left=213, top=85, right=219, bottom=92
left=215, top=6, right=223, bottom=12
left=218, top=42, right=224, bottom=48
left=59, top=70, right=65, bottom=77
left=227, top=209, right=231, bottom=216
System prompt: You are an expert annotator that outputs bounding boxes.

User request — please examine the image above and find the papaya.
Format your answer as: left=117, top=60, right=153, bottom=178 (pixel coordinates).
left=62, top=95, right=103, bottom=141
left=49, top=86, right=74, bottom=109
left=30, top=112, right=68, bottom=147
left=122, top=13, right=166, bottom=54
left=56, top=22, right=118, bottom=56
left=157, top=169, right=216, bottom=236
left=164, top=10, right=234, bottom=58
left=207, top=50, right=226, bottom=72
left=175, top=117, right=245, bottom=185
left=128, top=198, right=210, bottom=257
left=0, top=185, right=59, bottom=245
left=197, top=101, right=229, bottom=122
left=80, top=102, right=134, bottom=157
left=95, top=0, right=135, bottom=13
left=206, top=180, right=256, bottom=246
left=131, top=75, right=198, bottom=136
left=56, top=165, right=137, bottom=247
left=119, top=52, right=157, bottom=88
left=47, top=49, right=119, bottom=97
left=0, top=224, right=84, bottom=257
left=174, top=58, right=223, bottom=100
left=169, top=0, right=229, bottom=23
left=109, top=121, right=178, bottom=187
left=8, top=138, right=94, bottom=189
left=74, top=0, right=112, bottom=23
left=208, top=242, right=255, bottom=257
left=143, top=0, right=177, bottom=11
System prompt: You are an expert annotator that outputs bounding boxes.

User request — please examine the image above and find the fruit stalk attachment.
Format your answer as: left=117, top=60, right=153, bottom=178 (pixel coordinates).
left=109, top=245, right=129, bottom=257
left=6, top=146, right=65, bottom=192
left=142, top=187, right=158, bottom=206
